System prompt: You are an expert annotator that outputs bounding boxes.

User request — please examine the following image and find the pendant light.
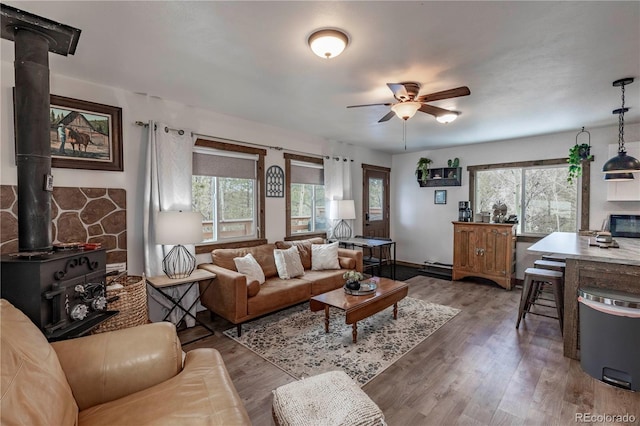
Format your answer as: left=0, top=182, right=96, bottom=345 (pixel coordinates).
left=604, top=172, right=634, bottom=181
left=602, top=78, right=640, bottom=179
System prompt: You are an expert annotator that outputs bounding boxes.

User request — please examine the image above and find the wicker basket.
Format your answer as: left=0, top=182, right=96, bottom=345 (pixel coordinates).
left=93, top=275, right=148, bottom=334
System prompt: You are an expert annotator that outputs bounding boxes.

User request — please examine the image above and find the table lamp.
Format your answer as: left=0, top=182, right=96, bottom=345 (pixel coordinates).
left=156, top=210, right=204, bottom=279
left=330, top=200, right=356, bottom=240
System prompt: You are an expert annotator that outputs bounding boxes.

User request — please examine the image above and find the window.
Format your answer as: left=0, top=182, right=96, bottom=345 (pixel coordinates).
left=470, top=158, right=588, bottom=236
left=192, top=139, right=266, bottom=252
left=284, top=154, right=327, bottom=238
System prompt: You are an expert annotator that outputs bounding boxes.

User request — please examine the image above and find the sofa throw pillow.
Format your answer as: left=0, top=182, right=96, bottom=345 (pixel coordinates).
left=233, top=253, right=266, bottom=285
left=274, top=246, right=305, bottom=280
left=275, top=237, right=324, bottom=270
left=311, top=241, right=340, bottom=270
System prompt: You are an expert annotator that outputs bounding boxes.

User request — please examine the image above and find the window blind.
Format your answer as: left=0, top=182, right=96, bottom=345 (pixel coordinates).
left=291, top=161, right=324, bottom=185
left=193, top=150, right=256, bottom=179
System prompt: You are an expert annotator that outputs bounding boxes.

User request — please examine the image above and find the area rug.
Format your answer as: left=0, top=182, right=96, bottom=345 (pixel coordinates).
left=223, top=297, right=460, bottom=386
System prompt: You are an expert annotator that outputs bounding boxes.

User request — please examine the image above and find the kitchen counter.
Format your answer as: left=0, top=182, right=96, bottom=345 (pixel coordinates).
left=528, top=232, right=640, bottom=359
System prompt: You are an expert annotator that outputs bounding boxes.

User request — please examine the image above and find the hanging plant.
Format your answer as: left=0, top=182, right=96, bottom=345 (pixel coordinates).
left=567, top=128, right=593, bottom=184
left=415, top=157, right=432, bottom=183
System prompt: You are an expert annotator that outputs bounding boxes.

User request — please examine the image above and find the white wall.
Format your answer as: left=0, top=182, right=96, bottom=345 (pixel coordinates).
left=3, top=58, right=638, bottom=279
left=391, top=123, right=640, bottom=278
left=0, top=61, right=391, bottom=273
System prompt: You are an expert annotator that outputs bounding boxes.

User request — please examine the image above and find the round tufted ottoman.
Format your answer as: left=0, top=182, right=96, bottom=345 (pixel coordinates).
left=272, top=371, right=386, bottom=426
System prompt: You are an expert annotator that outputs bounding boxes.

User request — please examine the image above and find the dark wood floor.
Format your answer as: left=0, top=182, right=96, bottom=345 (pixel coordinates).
left=180, top=277, right=640, bottom=426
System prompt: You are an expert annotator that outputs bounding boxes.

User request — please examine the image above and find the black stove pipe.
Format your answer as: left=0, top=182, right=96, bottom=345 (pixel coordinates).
left=14, top=29, right=52, bottom=252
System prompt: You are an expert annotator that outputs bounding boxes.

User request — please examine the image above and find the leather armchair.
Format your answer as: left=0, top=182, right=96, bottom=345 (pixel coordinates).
left=0, top=299, right=251, bottom=425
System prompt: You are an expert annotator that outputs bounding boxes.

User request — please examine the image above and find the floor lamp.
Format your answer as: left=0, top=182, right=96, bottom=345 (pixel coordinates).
left=156, top=211, right=204, bottom=279
left=330, top=200, right=356, bottom=240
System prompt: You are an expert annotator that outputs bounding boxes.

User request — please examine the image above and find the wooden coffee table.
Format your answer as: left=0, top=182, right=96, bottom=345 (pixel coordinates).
left=309, top=277, right=409, bottom=343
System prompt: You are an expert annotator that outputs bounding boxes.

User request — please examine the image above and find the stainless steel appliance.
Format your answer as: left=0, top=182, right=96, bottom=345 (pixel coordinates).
left=458, top=201, right=472, bottom=222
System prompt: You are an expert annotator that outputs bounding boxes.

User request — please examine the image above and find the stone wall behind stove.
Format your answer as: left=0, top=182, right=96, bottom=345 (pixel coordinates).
left=0, top=185, right=127, bottom=264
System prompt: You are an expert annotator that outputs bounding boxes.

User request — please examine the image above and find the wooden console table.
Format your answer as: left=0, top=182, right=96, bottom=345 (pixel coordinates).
left=528, top=232, right=640, bottom=359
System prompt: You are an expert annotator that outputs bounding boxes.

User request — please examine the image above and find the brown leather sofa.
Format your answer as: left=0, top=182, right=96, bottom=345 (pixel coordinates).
left=0, top=299, right=251, bottom=426
left=198, top=238, right=363, bottom=335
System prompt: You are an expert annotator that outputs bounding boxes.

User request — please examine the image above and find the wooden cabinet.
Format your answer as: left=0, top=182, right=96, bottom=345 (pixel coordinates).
left=452, top=222, right=516, bottom=290
left=417, top=167, right=462, bottom=187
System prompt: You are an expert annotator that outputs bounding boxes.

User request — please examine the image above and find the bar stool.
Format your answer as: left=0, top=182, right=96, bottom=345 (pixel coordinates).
left=532, top=259, right=565, bottom=308
left=516, top=267, right=564, bottom=333
left=534, top=259, right=566, bottom=272
left=541, top=254, right=567, bottom=263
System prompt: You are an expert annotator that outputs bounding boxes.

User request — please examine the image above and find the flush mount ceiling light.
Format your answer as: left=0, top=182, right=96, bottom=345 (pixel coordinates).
left=436, top=112, right=459, bottom=124
left=307, top=28, right=349, bottom=59
left=391, top=101, right=421, bottom=120
left=602, top=77, right=640, bottom=178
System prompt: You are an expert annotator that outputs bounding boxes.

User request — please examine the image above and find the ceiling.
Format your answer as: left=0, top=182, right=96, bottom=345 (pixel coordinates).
left=2, top=1, right=639, bottom=154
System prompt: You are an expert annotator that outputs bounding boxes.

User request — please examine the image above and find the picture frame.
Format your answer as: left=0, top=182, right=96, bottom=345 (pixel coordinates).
left=434, top=190, right=447, bottom=205
left=45, top=94, right=123, bottom=171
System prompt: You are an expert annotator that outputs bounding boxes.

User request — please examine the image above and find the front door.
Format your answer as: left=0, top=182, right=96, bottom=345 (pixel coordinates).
left=362, top=164, right=390, bottom=238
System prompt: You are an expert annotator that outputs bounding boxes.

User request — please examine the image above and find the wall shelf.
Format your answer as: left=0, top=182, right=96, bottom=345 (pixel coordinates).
left=417, top=167, right=462, bottom=187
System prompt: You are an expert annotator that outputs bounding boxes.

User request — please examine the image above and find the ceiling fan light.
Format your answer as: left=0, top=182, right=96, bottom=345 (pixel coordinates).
left=604, top=172, right=635, bottom=181
left=391, top=102, right=421, bottom=120
left=436, top=112, right=459, bottom=124
left=308, top=29, right=348, bottom=59
left=602, top=151, right=640, bottom=174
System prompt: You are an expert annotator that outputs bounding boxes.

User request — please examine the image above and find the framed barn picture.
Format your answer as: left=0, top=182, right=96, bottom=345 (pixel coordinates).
left=434, top=190, right=447, bottom=205
left=48, top=94, right=123, bottom=171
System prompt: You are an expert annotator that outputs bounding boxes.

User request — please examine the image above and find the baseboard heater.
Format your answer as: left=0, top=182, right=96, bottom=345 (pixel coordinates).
left=418, top=262, right=453, bottom=280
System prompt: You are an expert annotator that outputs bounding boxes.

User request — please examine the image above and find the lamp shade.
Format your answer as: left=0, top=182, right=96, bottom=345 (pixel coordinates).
left=156, top=211, right=204, bottom=245
left=308, top=29, right=349, bottom=59
left=329, top=200, right=356, bottom=220
left=436, top=112, right=459, bottom=124
left=391, top=102, right=421, bottom=120
left=602, top=151, right=640, bottom=174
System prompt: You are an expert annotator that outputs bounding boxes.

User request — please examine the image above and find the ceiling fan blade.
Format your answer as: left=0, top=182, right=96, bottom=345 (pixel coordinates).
left=378, top=111, right=396, bottom=122
left=346, top=102, right=393, bottom=108
left=418, top=104, right=452, bottom=117
left=417, top=86, right=470, bottom=103
left=387, top=83, right=409, bottom=100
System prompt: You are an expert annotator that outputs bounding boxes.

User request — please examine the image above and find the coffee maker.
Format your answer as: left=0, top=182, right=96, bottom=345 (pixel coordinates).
left=458, top=201, right=472, bottom=222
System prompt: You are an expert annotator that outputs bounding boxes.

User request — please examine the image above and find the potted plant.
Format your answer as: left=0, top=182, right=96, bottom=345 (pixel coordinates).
left=415, top=157, right=432, bottom=184
left=343, top=270, right=364, bottom=290
left=567, top=143, right=593, bottom=184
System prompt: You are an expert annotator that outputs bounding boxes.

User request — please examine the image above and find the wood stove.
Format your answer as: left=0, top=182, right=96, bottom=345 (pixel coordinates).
left=1, top=249, right=116, bottom=341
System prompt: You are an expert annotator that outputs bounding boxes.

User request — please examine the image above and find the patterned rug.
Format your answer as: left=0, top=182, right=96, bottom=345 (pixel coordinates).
left=223, top=296, right=460, bottom=386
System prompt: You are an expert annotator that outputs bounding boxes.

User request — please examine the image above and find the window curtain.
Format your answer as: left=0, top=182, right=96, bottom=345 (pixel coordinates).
left=323, top=156, right=353, bottom=239
left=143, top=120, right=198, bottom=326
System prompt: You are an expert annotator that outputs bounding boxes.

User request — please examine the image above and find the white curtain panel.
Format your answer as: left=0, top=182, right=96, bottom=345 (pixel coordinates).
left=323, top=156, right=354, bottom=239
left=143, top=121, right=198, bottom=326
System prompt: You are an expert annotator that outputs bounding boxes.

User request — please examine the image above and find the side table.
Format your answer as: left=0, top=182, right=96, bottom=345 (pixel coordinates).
left=146, top=269, right=216, bottom=345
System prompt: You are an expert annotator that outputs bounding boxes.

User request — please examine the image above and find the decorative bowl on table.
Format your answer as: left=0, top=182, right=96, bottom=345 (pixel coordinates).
left=344, top=280, right=377, bottom=296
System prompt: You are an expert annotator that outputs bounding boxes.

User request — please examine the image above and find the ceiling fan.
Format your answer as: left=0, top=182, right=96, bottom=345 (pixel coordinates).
left=347, top=82, right=470, bottom=123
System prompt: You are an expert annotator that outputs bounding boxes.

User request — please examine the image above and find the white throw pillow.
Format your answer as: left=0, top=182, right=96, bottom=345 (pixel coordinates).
left=233, top=253, right=266, bottom=284
left=311, top=241, right=340, bottom=271
left=274, top=245, right=305, bottom=280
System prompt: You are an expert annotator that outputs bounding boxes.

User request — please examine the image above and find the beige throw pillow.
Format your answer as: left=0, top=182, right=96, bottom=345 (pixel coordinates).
left=234, top=253, right=266, bottom=284
left=274, top=246, right=305, bottom=279
left=311, top=241, right=340, bottom=270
